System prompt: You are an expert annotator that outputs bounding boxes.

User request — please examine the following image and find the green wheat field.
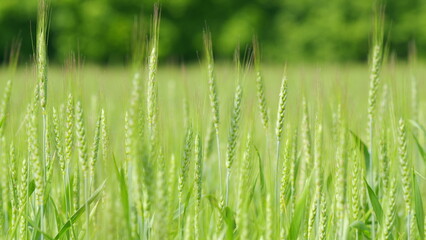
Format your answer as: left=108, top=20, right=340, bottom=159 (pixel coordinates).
left=1, top=1, right=426, bottom=240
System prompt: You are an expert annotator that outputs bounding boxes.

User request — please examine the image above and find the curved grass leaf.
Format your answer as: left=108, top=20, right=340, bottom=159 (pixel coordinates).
left=412, top=134, right=426, bottom=165
left=224, top=207, right=236, bottom=239
left=112, top=155, right=132, bottom=236
left=53, top=180, right=106, bottom=240
left=253, top=145, right=265, bottom=194
left=0, top=116, right=5, bottom=130
left=48, top=196, right=63, bottom=233
left=350, top=130, right=370, bottom=174
left=410, top=120, right=426, bottom=137
left=207, top=195, right=220, bottom=210
left=413, top=172, right=424, bottom=239
left=24, top=215, right=54, bottom=240
left=350, top=221, right=371, bottom=234
left=206, top=196, right=236, bottom=239
left=248, top=176, right=258, bottom=207
left=288, top=172, right=312, bottom=239
left=365, top=179, right=383, bottom=225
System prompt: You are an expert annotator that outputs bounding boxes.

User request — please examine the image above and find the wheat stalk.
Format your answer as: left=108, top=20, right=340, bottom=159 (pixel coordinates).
left=398, top=118, right=412, bottom=239
left=382, top=179, right=396, bottom=239
left=203, top=31, right=222, bottom=196
left=275, top=70, right=288, bottom=210
left=194, top=134, right=203, bottom=240
left=225, top=83, right=242, bottom=205
left=178, top=127, right=193, bottom=236
left=253, top=39, right=269, bottom=131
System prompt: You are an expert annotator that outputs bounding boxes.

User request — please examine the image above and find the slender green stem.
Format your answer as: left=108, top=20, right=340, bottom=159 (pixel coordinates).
left=369, top=118, right=375, bottom=240
left=66, top=166, right=78, bottom=239
left=407, top=212, right=411, bottom=240
left=179, top=194, right=182, bottom=239
left=225, top=171, right=230, bottom=205
left=275, top=139, right=281, bottom=236
left=41, top=112, right=47, bottom=240
left=275, top=140, right=280, bottom=203
left=369, top=118, right=374, bottom=186
left=216, top=132, right=222, bottom=195
left=85, top=172, right=89, bottom=240
left=26, top=156, right=30, bottom=239
left=127, top=165, right=132, bottom=238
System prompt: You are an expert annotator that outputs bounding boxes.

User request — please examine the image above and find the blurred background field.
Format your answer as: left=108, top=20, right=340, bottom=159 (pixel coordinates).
left=1, top=61, right=423, bottom=159
left=1, top=0, right=426, bottom=64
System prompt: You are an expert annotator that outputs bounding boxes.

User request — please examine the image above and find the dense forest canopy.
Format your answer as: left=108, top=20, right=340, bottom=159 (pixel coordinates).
left=0, top=0, right=425, bottom=64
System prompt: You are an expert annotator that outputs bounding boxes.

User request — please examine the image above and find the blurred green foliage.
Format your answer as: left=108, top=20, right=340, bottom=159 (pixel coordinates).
left=0, top=0, right=425, bottom=64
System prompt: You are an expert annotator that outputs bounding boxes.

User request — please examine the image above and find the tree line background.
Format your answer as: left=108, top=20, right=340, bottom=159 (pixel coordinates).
left=1, top=0, right=425, bottom=64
